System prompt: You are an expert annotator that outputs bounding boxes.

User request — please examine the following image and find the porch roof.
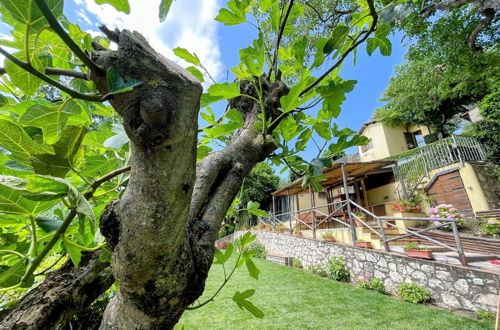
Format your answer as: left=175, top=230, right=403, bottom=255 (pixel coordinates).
left=272, top=160, right=396, bottom=196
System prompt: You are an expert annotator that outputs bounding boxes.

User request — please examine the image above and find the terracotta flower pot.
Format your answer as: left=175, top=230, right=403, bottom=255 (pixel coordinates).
left=405, top=249, right=433, bottom=259
left=217, top=241, right=228, bottom=250
left=325, top=237, right=335, bottom=242
left=355, top=241, right=372, bottom=249
left=294, top=233, right=302, bottom=237
left=354, top=217, right=366, bottom=227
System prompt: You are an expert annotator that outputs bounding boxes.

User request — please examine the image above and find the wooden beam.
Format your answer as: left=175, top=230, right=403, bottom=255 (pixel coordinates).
left=342, top=164, right=356, bottom=244
left=360, top=178, right=369, bottom=208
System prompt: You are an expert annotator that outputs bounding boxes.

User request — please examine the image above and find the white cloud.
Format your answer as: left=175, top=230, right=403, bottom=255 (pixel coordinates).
left=77, top=9, right=93, bottom=26
left=77, top=0, right=222, bottom=82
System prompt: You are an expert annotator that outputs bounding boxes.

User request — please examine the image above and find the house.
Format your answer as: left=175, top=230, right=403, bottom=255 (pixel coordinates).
left=267, top=121, right=499, bottom=241
left=357, top=120, right=433, bottom=161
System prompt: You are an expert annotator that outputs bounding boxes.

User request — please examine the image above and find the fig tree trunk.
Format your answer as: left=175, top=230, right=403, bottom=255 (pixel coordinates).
left=89, top=29, right=286, bottom=329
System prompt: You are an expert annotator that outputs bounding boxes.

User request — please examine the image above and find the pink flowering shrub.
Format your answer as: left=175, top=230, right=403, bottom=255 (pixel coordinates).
left=389, top=199, right=422, bottom=213
left=428, top=204, right=464, bottom=231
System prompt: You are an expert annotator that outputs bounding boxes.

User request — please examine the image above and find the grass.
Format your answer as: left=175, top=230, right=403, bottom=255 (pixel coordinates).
left=176, top=257, right=494, bottom=330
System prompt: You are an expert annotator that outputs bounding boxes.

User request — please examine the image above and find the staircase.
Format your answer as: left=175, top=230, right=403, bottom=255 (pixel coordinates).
left=355, top=222, right=420, bottom=250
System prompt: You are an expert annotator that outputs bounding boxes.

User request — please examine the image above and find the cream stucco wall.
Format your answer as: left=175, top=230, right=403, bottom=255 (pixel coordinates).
left=366, top=182, right=398, bottom=206
left=358, top=121, right=433, bottom=161
left=383, top=125, right=408, bottom=156
left=459, top=163, right=490, bottom=212
left=297, top=192, right=328, bottom=214
left=358, top=122, right=389, bottom=161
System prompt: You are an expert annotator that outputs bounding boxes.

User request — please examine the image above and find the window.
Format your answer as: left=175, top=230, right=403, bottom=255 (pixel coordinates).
left=361, top=140, right=374, bottom=153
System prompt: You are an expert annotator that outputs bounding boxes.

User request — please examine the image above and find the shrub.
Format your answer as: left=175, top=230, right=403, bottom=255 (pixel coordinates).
left=310, top=265, right=328, bottom=278
left=480, top=217, right=500, bottom=238
left=358, top=278, right=387, bottom=294
left=474, top=309, right=495, bottom=321
left=248, top=242, right=266, bottom=258
left=327, top=256, right=350, bottom=282
left=428, top=204, right=464, bottom=231
left=397, top=282, right=430, bottom=304
left=291, top=257, right=302, bottom=269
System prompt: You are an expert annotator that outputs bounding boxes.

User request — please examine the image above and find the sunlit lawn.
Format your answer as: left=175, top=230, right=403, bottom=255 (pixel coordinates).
left=177, top=256, right=493, bottom=330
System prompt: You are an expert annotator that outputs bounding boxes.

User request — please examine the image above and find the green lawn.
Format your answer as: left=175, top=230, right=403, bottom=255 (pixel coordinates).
left=177, top=257, right=494, bottom=330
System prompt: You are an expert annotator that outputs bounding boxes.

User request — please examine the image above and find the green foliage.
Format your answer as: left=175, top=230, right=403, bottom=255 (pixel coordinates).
left=321, top=231, right=334, bottom=239
left=95, top=0, right=130, bottom=14
left=232, top=162, right=279, bottom=228
left=0, top=0, right=396, bottom=318
left=327, top=256, right=350, bottom=282
left=462, top=90, right=500, bottom=163
left=358, top=277, right=386, bottom=294
left=206, top=232, right=264, bottom=318
left=247, top=242, right=266, bottom=258
left=291, top=257, right=302, bottom=269
left=474, top=309, right=495, bottom=321
left=397, top=282, right=430, bottom=304
left=310, top=265, right=328, bottom=278
left=479, top=217, right=500, bottom=238
left=375, top=3, right=498, bottom=137
left=159, top=0, right=174, bottom=22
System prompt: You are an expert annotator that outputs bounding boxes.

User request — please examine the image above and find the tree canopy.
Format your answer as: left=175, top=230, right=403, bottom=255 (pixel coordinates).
left=374, top=0, right=499, bottom=137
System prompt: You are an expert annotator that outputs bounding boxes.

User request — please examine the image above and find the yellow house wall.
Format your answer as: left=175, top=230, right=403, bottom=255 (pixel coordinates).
left=383, top=125, right=408, bottom=156
left=296, top=192, right=328, bottom=214
left=366, top=182, right=398, bottom=206
left=302, top=228, right=352, bottom=244
left=459, top=163, right=490, bottom=212
left=358, top=122, right=435, bottom=161
left=358, top=122, right=390, bottom=161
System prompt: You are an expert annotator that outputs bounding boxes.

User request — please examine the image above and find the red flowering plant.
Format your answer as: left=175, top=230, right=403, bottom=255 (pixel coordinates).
left=389, top=199, right=422, bottom=213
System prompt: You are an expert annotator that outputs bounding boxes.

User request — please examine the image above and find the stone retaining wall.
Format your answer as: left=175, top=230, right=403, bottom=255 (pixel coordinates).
left=222, top=230, right=500, bottom=313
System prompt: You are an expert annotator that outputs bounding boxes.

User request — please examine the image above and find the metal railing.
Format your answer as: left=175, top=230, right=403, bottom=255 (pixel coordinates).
left=258, top=201, right=351, bottom=234
left=392, top=135, right=485, bottom=199
left=259, top=199, right=468, bottom=266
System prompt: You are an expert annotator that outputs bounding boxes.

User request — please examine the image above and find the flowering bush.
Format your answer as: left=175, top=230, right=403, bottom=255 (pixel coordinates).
left=428, top=204, right=464, bottom=231
left=389, top=199, right=422, bottom=213
left=480, top=217, right=499, bottom=238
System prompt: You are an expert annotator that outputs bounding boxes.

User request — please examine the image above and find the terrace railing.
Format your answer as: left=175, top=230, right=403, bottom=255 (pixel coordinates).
left=259, top=199, right=468, bottom=266
left=392, top=135, right=485, bottom=199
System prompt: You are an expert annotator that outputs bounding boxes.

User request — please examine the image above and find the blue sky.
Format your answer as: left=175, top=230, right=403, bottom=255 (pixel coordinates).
left=0, top=0, right=408, bottom=167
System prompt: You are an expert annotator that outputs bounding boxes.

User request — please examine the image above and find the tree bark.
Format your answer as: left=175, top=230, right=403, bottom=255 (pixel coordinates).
left=0, top=252, right=113, bottom=330
left=2, top=28, right=289, bottom=329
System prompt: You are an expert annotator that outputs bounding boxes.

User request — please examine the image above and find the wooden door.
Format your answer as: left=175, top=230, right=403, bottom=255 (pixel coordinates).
left=426, top=171, right=473, bottom=215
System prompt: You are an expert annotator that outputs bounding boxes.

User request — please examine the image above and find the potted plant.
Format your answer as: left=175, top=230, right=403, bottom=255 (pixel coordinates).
left=322, top=231, right=335, bottom=242
left=276, top=224, right=286, bottom=233
left=257, top=223, right=266, bottom=230
left=265, top=224, right=272, bottom=231
left=404, top=242, right=433, bottom=259
left=353, top=210, right=366, bottom=227
left=294, top=227, right=302, bottom=237
left=355, top=240, right=372, bottom=249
